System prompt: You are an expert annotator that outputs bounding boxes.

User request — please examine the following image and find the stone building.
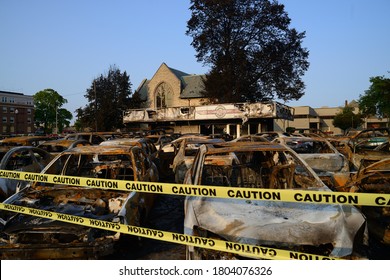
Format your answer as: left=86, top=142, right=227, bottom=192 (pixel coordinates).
left=123, top=63, right=388, bottom=137
left=123, top=63, right=293, bottom=138
left=0, top=90, right=35, bottom=136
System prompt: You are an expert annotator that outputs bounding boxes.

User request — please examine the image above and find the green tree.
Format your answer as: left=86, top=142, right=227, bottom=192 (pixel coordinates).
left=127, top=91, right=143, bottom=109
left=33, top=88, right=72, bottom=134
left=333, top=106, right=363, bottom=133
left=186, top=0, right=309, bottom=103
left=76, top=65, right=133, bottom=131
left=358, top=75, right=390, bottom=126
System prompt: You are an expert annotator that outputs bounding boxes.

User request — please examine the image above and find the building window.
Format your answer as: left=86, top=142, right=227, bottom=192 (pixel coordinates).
left=180, top=107, right=190, bottom=114
left=156, top=95, right=165, bottom=108
left=27, top=118, right=31, bottom=123
left=9, top=107, right=14, bottom=113
left=10, top=117, right=14, bottom=123
left=2, top=107, right=7, bottom=113
left=1, top=97, right=7, bottom=103
left=27, top=109, right=31, bottom=114
left=9, top=97, right=15, bottom=103
left=155, top=82, right=173, bottom=109
left=2, top=126, right=7, bottom=133
left=2, top=117, right=7, bottom=123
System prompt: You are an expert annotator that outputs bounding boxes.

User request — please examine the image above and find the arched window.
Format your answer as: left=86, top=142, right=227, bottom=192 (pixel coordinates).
left=155, top=82, right=173, bottom=109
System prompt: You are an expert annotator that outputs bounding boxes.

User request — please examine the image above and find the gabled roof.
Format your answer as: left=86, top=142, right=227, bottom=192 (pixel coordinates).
left=134, top=63, right=206, bottom=100
left=134, top=79, right=149, bottom=101
left=167, top=66, right=190, bottom=79
left=166, top=64, right=205, bottom=98
left=181, top=74, right=206, bottom=98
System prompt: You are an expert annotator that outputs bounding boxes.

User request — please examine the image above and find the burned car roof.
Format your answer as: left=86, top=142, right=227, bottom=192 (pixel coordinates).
left=64, top=132, right=123, bottom=145
left=61, top=145, right=136, bottom=154
left=37, top=139, right=92, bottom=154
left=99, top=138, right=157, bottom=156
left=0, top=136, right=52, bottom=147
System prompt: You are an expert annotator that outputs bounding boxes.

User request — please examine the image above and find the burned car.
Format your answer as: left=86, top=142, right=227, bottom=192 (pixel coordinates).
left=329, top=138, right=390, bottom=173
left=273, top=136, right=350, bottom=188
left=0, top=145, right=159, bottom=259
left=156, top=135, right=217, bottom=180
left=99, top=137, right=161, bottom=178
left=349, top=141, right=390, bottom=171
left=344, top=158, right=390, bottom=251
left=145, top=134, right=175, bottom=151
left=171, top=136, right=224, bottom=184
left=347, top=127, right=390, bottom=150
left=0, top=146, right=53, bottom=201
left=100, top=137, right=157, bottom=160
left=183, top=142, right=367, bottom=259
left=273, top=136, right=349, bottom=173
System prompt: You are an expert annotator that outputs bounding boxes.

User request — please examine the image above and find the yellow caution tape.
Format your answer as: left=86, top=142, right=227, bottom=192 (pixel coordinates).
left=0, top=202, right=339, bottom=260
left=0, top=170, right=389, bottom=207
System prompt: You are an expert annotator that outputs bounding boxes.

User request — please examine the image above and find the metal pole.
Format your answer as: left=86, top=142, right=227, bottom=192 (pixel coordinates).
left=94, top=81, right=98, bottom=132
left=55, top=101, right=58, bottom=134
left=14, top=108, right=18, bottom=135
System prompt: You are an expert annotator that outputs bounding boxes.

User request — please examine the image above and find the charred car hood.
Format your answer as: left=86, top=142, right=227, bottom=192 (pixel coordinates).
left=0, top=186, right=135, bottom=259
left=185, top=196, right=367, bottom=257
left=0, top=186, right=133, bottom=234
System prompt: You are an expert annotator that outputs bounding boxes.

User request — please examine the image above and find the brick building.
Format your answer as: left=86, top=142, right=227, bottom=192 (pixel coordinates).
left=0, top=90, right=35, bottom=136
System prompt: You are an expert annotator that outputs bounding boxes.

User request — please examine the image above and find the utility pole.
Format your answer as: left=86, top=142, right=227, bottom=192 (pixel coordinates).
left=55, top=101, right=58, bottom=134
left=94, top=81, right=98, bottom=132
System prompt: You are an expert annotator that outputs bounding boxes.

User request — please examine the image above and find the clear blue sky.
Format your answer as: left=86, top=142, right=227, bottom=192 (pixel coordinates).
left=1, top=0, right=389, bottom=123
